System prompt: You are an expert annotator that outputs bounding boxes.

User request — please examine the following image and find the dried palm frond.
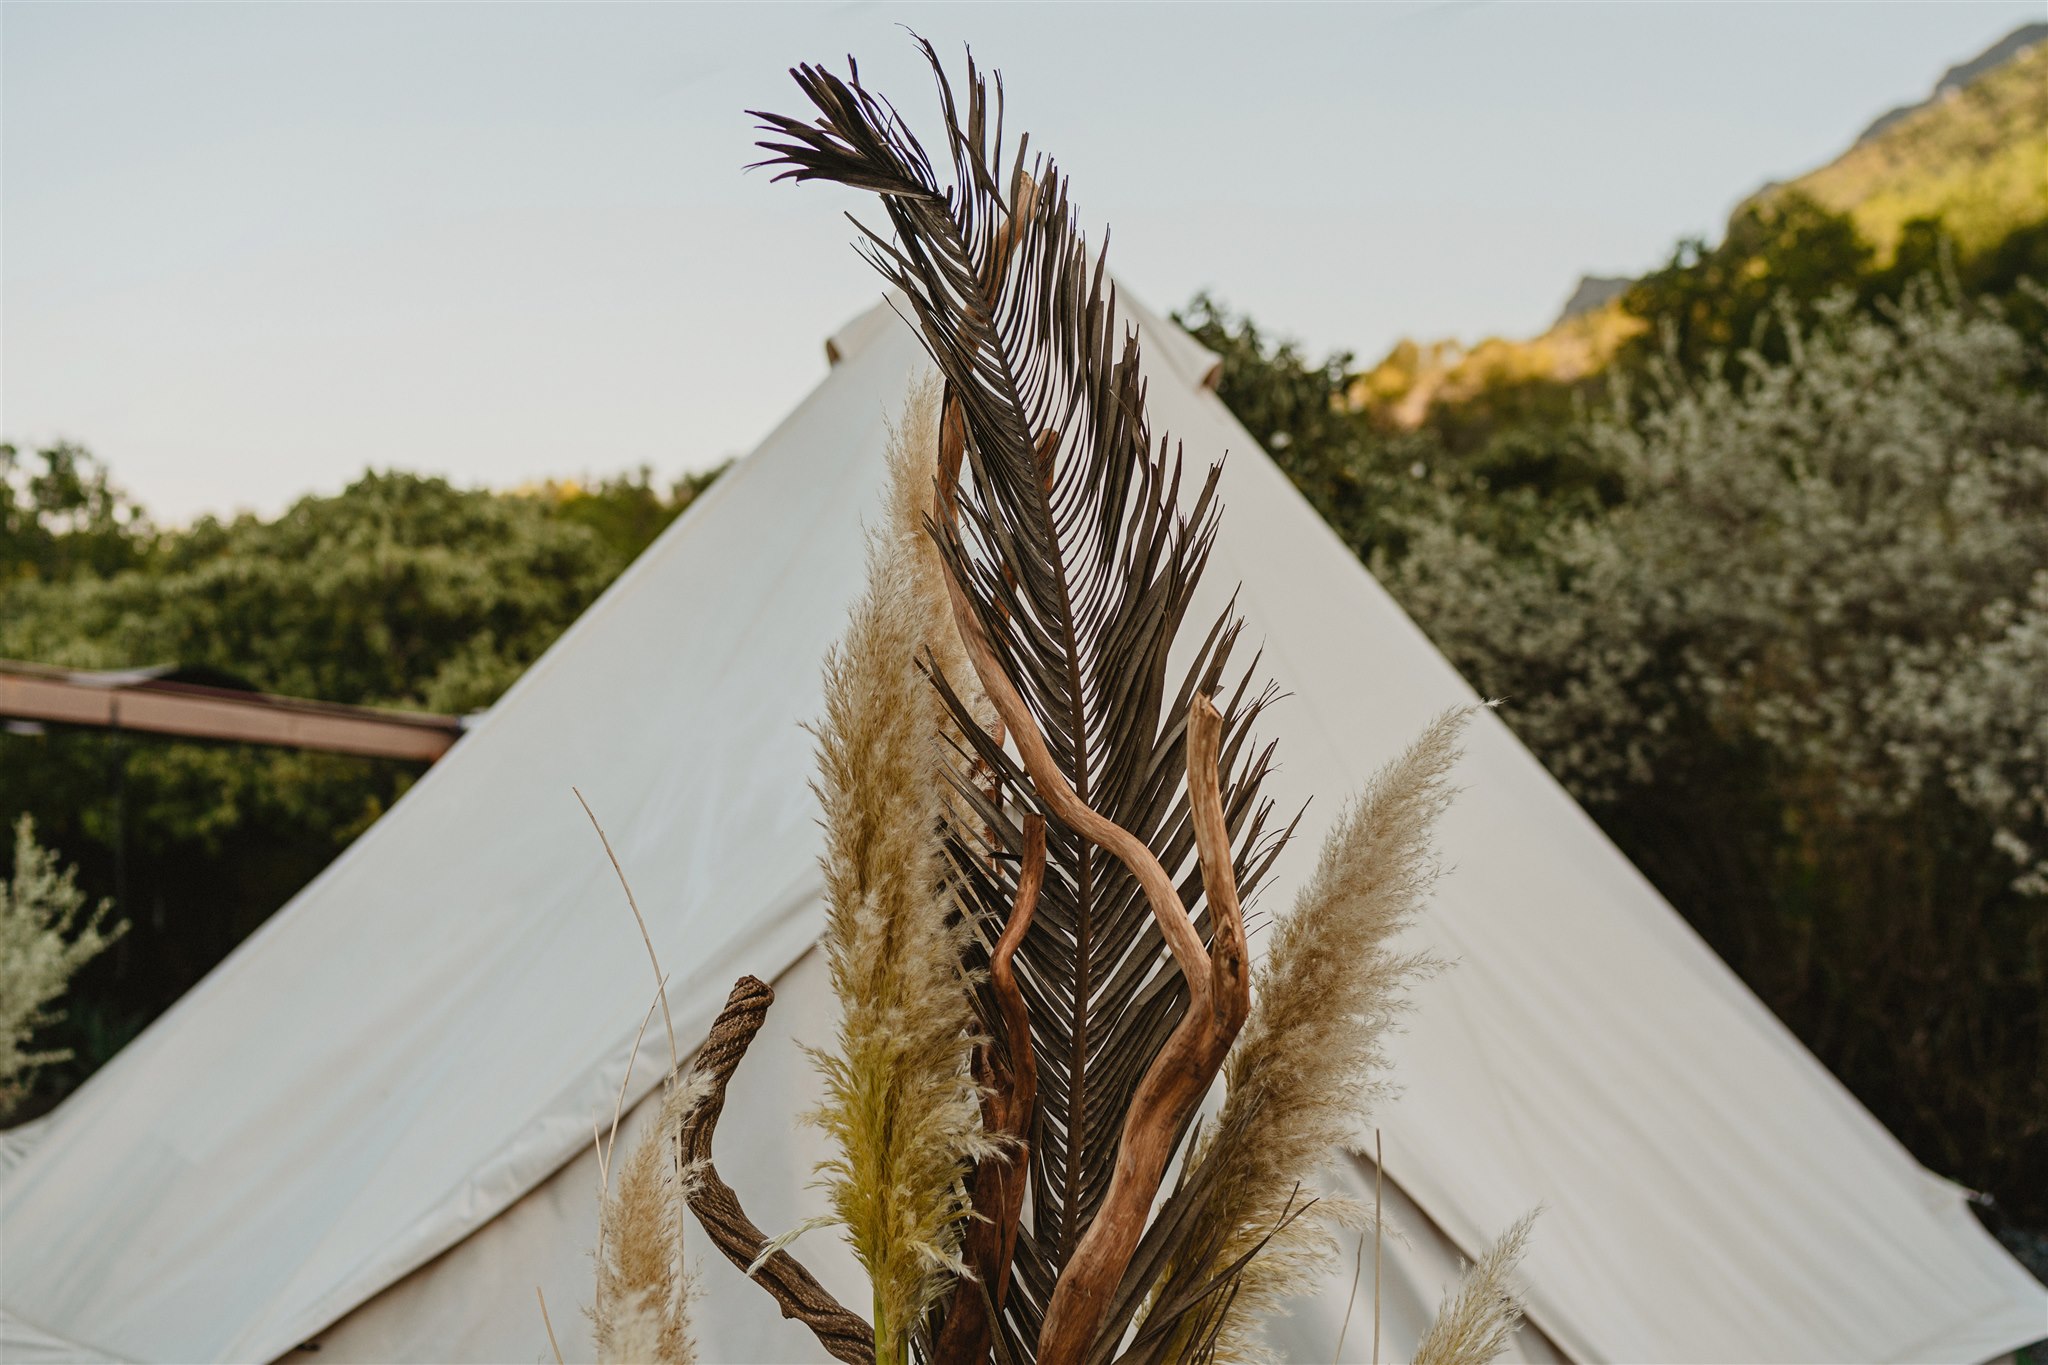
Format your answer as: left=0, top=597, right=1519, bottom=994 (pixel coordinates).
left=757, top=42, right=1288, bottom=1363
left=1411, top=1212, right=1537, bottom=1365
left=806, top=375, right=1003, bottom=1364
left=752, top=44, right=1539, bottom=1365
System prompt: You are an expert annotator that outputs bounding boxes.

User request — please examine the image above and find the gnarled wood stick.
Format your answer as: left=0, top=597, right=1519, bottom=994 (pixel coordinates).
left=1035, top=695, right=1249, bottom=1365
left=932, top=813, right=1046, bottom=1364
left=1185, top=698, right=1249, bottom=1034
left=678, top=976, right=875, bottom=1365
left=932, top=405, right=1216, bottom=1010
left=932, top=395, right=1253, bottom=1365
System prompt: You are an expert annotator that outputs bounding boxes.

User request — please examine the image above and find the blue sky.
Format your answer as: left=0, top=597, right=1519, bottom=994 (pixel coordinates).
left=3, top=2, right=2038, bottom=521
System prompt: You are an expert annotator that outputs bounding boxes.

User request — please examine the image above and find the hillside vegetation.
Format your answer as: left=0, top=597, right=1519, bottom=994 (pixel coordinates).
left=1360, top=25, right=2048, bottom=431
left=1781, top=35, right=2048, bottom=261
left=1163, top=39, right=2048, bottom=1243
left=1184, top=265, right=2048, bottom=1253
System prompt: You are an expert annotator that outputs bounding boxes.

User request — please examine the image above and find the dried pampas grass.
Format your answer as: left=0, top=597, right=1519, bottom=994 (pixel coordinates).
left=1187, top=706, right=1481, bottom=1361
left=884, top=372, right=981, bottom=717
left=594, top=1071, right=710, bottom=1365
left=1411, top=1212, right=1537, bottom=1365
left=806, top=374, right=997, bottom=1364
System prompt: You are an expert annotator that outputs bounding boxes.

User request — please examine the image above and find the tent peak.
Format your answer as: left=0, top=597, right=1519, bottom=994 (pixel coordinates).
left=823, top=286, right=1223, bottom=393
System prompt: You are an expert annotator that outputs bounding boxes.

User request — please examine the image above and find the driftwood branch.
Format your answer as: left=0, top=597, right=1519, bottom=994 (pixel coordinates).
left=933, top=400, right=1217, bottom=1020
left=1038, top=694, right=1250, bottom=1365
left=678, top=975, right=875, bottom=1365
left=933, top=394, right=1253, bottom=1365
left=933, top=813, right=1046, bottom=1364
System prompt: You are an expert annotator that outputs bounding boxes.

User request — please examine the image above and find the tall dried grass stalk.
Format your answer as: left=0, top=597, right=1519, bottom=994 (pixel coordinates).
left=578, top=793, right=703, bottom=1365
left=1190, top=707, right=1480, bottom=1361
left=1409, top=1213, right=1536, bottom=1365
left=594, top=1071, right=711, bottom=1364
left=807, top=376, right=998, bottom=1364
left=538, top=1287, right=565, bottom=1365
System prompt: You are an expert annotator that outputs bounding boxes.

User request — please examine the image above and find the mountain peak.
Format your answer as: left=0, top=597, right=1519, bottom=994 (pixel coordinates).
left=1855, top=21, right=2047, bottom=145
left=1554, top=275, right=1634, bottom=328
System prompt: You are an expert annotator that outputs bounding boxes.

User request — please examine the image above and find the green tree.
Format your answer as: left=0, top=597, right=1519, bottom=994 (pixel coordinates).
left=0, top=816, right=124, bottom=1116
left=1620, top=191, right=1876, bottom=375
left=1176, top=292, right=1405, bottom=555
left=1, top=442, right=151, bottom=585
left=1176, top=295, right=1613, bottom=564
left=0, top=462, right=718, bottom=1111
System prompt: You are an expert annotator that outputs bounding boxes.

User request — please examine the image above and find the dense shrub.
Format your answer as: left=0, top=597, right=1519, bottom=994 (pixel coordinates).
left=1383, top=285, right=2048, bottom=1218
left=0, top=817, right=123, bottom=1115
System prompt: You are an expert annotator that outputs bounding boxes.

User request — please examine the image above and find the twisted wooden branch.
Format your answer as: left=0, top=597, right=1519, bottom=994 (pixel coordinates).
left=932, top=394, right=1253, bottom=1365
left=678, top=976, right=875, bottom=1365
left=933, top=813, right=1046, bottom=1364
left=932, top=405, right=1215, bottom=1013
left=1037, top=694, right=1248, bottom=1365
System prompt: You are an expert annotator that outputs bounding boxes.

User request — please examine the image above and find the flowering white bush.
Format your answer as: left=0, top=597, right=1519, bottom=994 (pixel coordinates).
left=1390, top=286, right=2048, bottom=893
left=1, top=817, right=124, bottom=1114
left=1383, top=283, right=2048, bottom=1217
left=1882, top=570, right=2048, bottom=897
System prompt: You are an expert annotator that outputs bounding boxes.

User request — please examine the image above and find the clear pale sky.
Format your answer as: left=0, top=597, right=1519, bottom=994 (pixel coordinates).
left=3, top=2, right=2038, bottom=522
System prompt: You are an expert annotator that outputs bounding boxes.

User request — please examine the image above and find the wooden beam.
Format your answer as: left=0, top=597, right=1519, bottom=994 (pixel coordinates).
left=0, top=664, right=463, bottom=763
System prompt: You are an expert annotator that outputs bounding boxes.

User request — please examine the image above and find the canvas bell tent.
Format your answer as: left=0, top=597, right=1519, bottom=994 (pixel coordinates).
left=3, top=291, right=2044, bottom=1365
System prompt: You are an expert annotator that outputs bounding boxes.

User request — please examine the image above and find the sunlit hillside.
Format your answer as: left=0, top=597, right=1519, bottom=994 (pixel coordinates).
left=1357, top=25, right=2047, bottom=428
left=1779, top=30, right=2048, bottom=259
left=1348, top=302, right=1642, bottom=429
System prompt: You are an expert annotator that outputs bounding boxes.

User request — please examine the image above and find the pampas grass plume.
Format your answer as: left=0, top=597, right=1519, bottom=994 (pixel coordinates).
left=808, top=373, right=997, bottom=1364
left=1411, top=1212, right=1537, bottom=1365
left=593, top=1071, right=709, bottom=1364
left=1191, top=706, right=1480, bottom=1360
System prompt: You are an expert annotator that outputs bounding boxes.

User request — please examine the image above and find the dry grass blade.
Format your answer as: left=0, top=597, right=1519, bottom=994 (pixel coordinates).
left=538, top=1286, right=565, bottom=1365
left=602, top=989, right=666, bottom=1194
left=574, top=790, right=699, bottom=1363
left=1331, top=1229, right=1364, bottom=1365
left=1373, top=1133, right=1382, bottom=1365
left=575, top=786, right=678, bottom=1073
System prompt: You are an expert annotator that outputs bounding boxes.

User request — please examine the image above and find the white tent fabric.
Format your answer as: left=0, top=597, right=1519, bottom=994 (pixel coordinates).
left=297, top=948, right=1565, bottom=1365
left=3, top=288, right=2043, bottom=1365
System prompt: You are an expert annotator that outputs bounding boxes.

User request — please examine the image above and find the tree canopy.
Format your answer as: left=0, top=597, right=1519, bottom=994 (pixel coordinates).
left=0, top=460, right=718, bottom=1111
